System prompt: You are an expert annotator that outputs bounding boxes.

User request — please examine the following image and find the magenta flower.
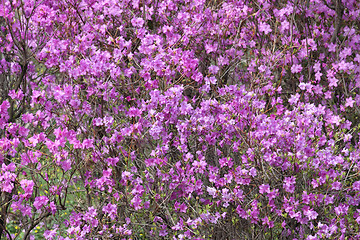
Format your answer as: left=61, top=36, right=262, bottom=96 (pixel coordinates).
left=49, top=201, right=57, bottom=215
left=131, top=195, right=142, bottom=210
left=291, top=64, right=303, bottom=73
left=208, top=65, right=219, bottom=75
left=0, top=163, right=16, bottom=193
left=249, top=167, right=257, bottom=177
left=159, top=227, right=168, bottom=237
left=172, top=217, right=184, bottom=231
left=303, top=206, right=318, bottom=220
left=0, top=100, right=10, bottom=116
left=44, top=229, right=57, bottom=240
left=259, top=184, right=270, bottom=194
left=127, top=107, right=142, bottom=117
left=93, top=118, right=103, bottom=126
left=259, top=22, right=272, bottom=34
left=34, top=196, right=49, bottom=210
left=179, top=203, right=187, bottom=213
left=353, top=181, right=360, bottom=191
left=331, top=181, right=342, bottom=190
left=205, top=42, right=218, bottom=54
left=103, top=203, right=117, bottom=220
left=345, top=97, right=355, bottom=108
left=8, top=89, right=24, bottom=100
left=283, top=176, right=296, bottom=193
left=207, top=186, right=217, bottom=198
left=334, top=204, right=349, bottom=216
left=324, top=195, right=334, bottom=205
left=262, top=216, right=274, bottom=228
left=192, top=159, right=207, bottom=173
left=20, top=179, right=34, bottom=199
left=131, top=17, right=144, bottom=28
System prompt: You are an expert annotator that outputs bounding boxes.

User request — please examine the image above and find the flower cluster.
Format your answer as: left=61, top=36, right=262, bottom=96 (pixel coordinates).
left=1, top=0, right=360, bottom=239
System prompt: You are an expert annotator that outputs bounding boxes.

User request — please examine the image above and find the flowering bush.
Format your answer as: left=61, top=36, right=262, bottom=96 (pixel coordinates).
left=1, top=0, right=360, bottom=239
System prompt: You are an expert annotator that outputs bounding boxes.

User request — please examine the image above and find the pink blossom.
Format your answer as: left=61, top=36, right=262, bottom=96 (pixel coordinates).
left=259, top=184, right=270, bottom=194
left=207, top=186, right=217, bottom=198
left=208, top=65, right=219, bottom=74
left=44, top=229, right=57, bottom=240
left=103, top=203, right=117, bottom=220
left=259, top=22, right=272, bottom=34
left=291, top=64, right=303, bottom=73
left=128, top=107, right=142, bottom=117
left=345, top=97, right=355, bottom=107
left=20, top=179, right=34, bottom=199
left=205, top=42, right=218, bottom=54
left=283, top=176, right=296, bottom=193
left=131, top=195, right=142, bottom=210
left=353, top=181, right=360, bottom=191
left=34, top=196, right=49, bottom=210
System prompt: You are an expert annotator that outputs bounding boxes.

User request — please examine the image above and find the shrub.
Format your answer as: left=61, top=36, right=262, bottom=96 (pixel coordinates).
left=1, top=0, right=360, bottom=239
